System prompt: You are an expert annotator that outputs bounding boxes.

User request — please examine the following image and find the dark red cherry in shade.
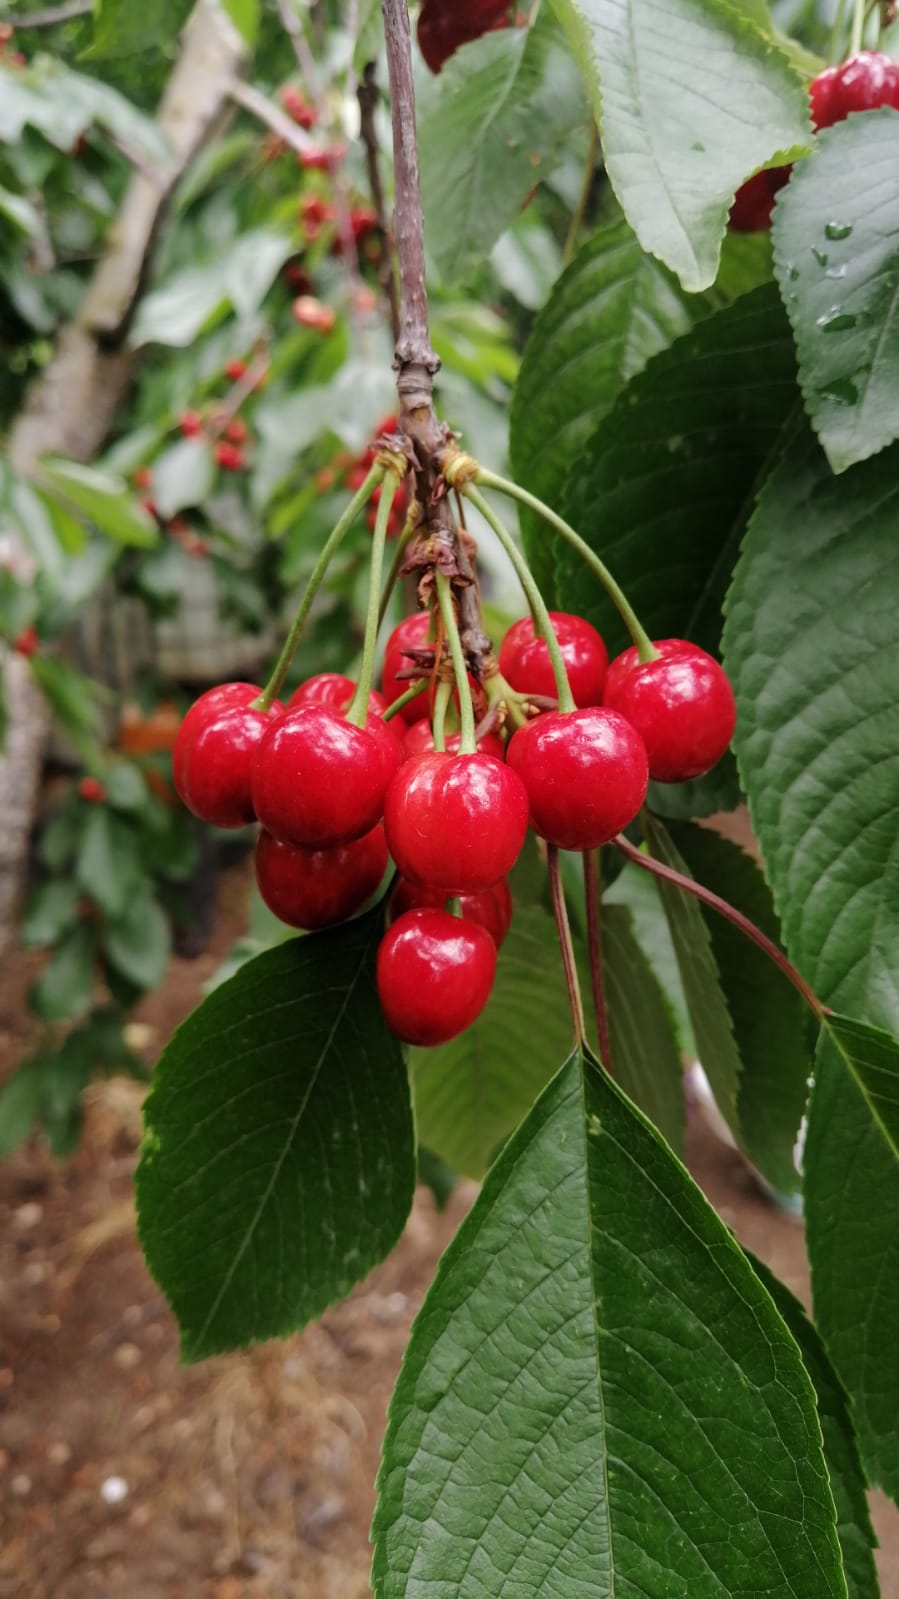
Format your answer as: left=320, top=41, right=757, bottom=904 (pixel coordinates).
left=603, top=639, right=736, bottom=783
left=252, top=704, right=400, bottom=847
left=255, top=825, right=388, bottom=931
left=174, top=683, right=285, bottom=828
left=376, top=909, right=497, bottom=1046
left=507, top=708, right=649, bottom=849
left=810, top=51, right=899, bottom=130
left=384, top=752, right=529, bottom=895
left=382, top=612, right=434, bottom=724
left=499, top=611, right=609, bottom=708
left=390, top=874, right=513, bottom=948
left=728, top=166, right=791, bottom=232
left=290, top=672, right=388, bottom=718
left=401, top=720, right=505, bottom=763
left=417, top=0, right=511, bottom=75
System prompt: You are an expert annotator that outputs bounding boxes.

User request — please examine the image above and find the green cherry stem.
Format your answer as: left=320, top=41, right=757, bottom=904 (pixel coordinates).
left=548, top=844, right=586, bottom=1046
left=583, top=849, right=613, bottom=1075
left=828, top=0, right=849, bottom=60
left=256, top=462, right=385, bottom=711
left=612, top=832, right=828, bottom=1021
left=431, top=677, right=453, bottom=753
left=472, top=468, right=659, bottom=666
left=381, top=679, right=428, bottom=722
left=464, top=484, right=577, bottom=714
left=377, top=509, right=418, bottom=630
left=435, top=571, right=476, bottom=753
left=347, top=470, right=402, bottom=728
left=849, top=0, right=866, bottom=55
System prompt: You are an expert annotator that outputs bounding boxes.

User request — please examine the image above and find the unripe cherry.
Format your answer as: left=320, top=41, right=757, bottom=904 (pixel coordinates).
left=507, top=707, right=649, bottom=849
left=376, top=908, right=497, bottom=1046
left=255, top=825, right=388, bottom=931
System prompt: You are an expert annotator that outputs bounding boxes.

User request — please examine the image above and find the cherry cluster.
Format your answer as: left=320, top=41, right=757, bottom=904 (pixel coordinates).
left=730, top=51, right=899, bottom=231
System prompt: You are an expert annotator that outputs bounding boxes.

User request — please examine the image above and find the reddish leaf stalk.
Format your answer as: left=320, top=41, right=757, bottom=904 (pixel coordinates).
left=584, top=849, right=613, bottom=1074
left=548, top=845, right=586, bottom=1046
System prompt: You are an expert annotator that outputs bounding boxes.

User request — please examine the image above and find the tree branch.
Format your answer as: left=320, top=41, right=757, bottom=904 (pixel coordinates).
left=228, top=78, right=318, bottom=163
left=357, top=60, right=401, bottom=343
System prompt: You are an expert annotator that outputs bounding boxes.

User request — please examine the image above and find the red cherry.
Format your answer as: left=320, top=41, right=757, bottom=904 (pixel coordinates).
left=298, top=143, right=344, bottom=172
left=384, top=751, right=529, bottom=894
left=255, top=824, right=387, bottom=931
left=810, top=51, right=899, bottom=129
left=224, top=358, right=248, bottom=381
left=417, top=0, right=512, bottom=74
left=12, top=624, right=38, bottom=657
left=300, top=194, right=335, bottom=237
left=279, top=84, right=317, bottom=129
left=133, top=466, right=153, bottom=490
left=179, top=409, right=204, bottom=438
left=224, top=418, right=248, bottom=445
left=603, top=639, right=736, bottom=783
left=401, top=720, right=504, bottom=763
left=78, top=776, right=107, bottom=804
left=499, top=611, right=608, bottom=708
left=292, top=295, right=337, bottom=334
left=290, top=672, right=388, bottom=718
left=215, top=441, right=245, bottom=472
left=382, top=612, right=435, bottom=723
left=728, top=167, right=791, bottom=232
left=390, top=875, right=513, bottom=948
left=252, top=704, right=400, bottom=847
left=174, top=683, right=284, bottom=828
left=350, top=206, right=379, bottom=244
left=376, top=909, right=497, bottom=1046
left=507, top=708, right=649, bottom=849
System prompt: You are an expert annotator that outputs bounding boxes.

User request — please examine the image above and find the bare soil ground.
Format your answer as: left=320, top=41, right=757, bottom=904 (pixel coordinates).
left=1, top=861, right=896, bottom=1598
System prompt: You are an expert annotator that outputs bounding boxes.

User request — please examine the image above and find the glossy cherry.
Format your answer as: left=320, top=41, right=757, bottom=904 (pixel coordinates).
left=401, top=720, right=505, bottom=763
left=174, top=683, right=285, bottom=828
left=603, top=639, right=736, bottom=783
left=376, top=909, right=497, bottom=1046
left=499, top=611, right=608, bottom=707
left=507, top=707, right=648, bottom=849
left=255, top=824, right=387, bottom=931
left=810, top=51, right=899, bottom=129
left=252, top=704, right=400, bottom=847
left=290, top=672, right=388, bottom=718
left=390, top=875, right=513, bottom=948
left=728, top=166, right=791, bottom=232
left=417, top=0, right=512, bottom=74
left=384, top=751, right=529, bottom=894
left=381, top=612, right=434, bottom=723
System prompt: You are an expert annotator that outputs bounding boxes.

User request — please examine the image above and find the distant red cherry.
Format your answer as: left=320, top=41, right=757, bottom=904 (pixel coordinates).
left=252, top=704, right=400, bottom=847
left=499, top=611, right=608, bottom=708
left=224, top=359, right=247, bottom=382
left=728, top=166, right=791, bottom=232
left=179, top=409, right=204, bottom=438
left=255, top=824, right=387, bottom=931
left=384, top=751, right=529, bottom=894
left=224, top=418, right=248, bottom=445
left=377, top=909, right=497, bottom=1045
left=507, top=708, right=648, bottom=849
left=603, top=639, right=736, bottom=783
left=292, top=295, right=337, bottom=334
left=390, top=875, right=513, bottom=948
left=810, top=51, right=899, bottom=129
left=215, top=441, right=245, bottom=472
left=418, top=0, right=512, bottom=74
left=78, top=776, right=107, bottom=804
left=382, top=612, right=435, bottom=723
left=12, top=624, right=38, bottom=657
left=133, top=466, right=153, bottom=491
left=298, top=142, right=344, bottom=172
left=401, top=721, right=504, bottom=763
left=279, top=84, right=317, bottom=129
left=174, top=684, right=284, bottom=828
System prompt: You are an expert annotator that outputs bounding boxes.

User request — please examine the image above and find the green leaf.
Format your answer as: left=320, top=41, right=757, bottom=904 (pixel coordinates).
left=86, top=0, right=192, bottom=59
left=749, top=1255, right=880, bottom=1599
left=605, top=860, right=694, bottom=1054
left=20, top=880, right=82, bottom=948
left=0, top=57, right=170, bottom=160
left=669, top=822, right=813, bottom=1195
left=151, top=437, right=215, bottom=519
left=549, top=0, right=812, bottom=290
left=509, top=217, right=698, bottom=596
left=646, top=748, right=743, bottom=821
left=556, top=284, right=798, bottom=661
left=104, top=760, right=150, bottom=814
left=417, top=1146, right=458, bottom=1213
left=30, top=923, right=97, bottom=1025
left=132, top=229, right=293, bottom=347
left=76, top=808, right=139, bottom=918
left=136, top=913, right=415, bottom=1361
left=0, top=1059, right=49, bottom=1158
left=39, top=459, right=158, bottom=546
left=600, top=903, right=685, bottom=1153
left=219, top=0, right=259, bottom=44
left=29, top=656, right=104, bottom=753
left=418, top=9, right=586, bottom=286
left=773, top=109, right=899, bottom=473
left=412, top=906, right=577, bottom=1180
left=103, top=892, right=171, bottom=992
left=372, top=1048, right=846, bottom=1597
left=822, top=1012, right=899, bottom=1166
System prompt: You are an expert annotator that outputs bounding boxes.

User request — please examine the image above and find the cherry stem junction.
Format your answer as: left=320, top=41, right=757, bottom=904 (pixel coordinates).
left=255, top=463, right=385, bottom=711
left=347, top=470, right=402, bottom=728
left=435, top=571, right=476, bottom=754
left=548, top=845, right=586, bottom=1046
left=612, top=832, right=827, bottom=1021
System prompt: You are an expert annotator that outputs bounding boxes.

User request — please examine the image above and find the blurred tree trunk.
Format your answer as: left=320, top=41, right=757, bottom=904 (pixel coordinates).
left=0, top=0, right=249, bottom=955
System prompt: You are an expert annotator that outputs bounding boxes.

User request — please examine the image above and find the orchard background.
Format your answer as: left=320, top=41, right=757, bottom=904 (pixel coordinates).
left=1, top=0, right=899, bottom=1596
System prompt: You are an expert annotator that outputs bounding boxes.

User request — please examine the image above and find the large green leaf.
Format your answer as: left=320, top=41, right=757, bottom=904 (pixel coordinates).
left=418, top=9, right=585, bottom=286
left=749, top=1255, right=880, bottom=1599
left=103, top=891, right=171, bottom=992
left=39, top=459, right=158, bottom=546
left=549, top=0, right=811, bottom=289
left=152, top=437, right=215, bottom=519
left=509, top=218, right=698, bottom=596
left=556, top=284, right=798, bottom=660
left=136, top=913, right=415, bottom=1361
left=0, top=58, right=170, bottom=160
left=723, top=424, right=899, bottom=1495
left=29, top=923, right=97, bottom=1025
left=773, top=109, right=899, bottom=473
left=669, top=822, right=813, bottom=1195
left=600, top=902, right=685, bottom=1153
left=131, top=230, right=293, bottom=347
left=822, top=1012, right=899, bottom=1161
left=412, top=906, right=576, bottom=1180
left=372, top=1048, right=846, bottom=1597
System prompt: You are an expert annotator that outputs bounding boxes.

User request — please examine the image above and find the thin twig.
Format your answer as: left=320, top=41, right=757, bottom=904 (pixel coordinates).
left=206, top=349, right=270, bottom=440
left=584, top=849, right=613, bottom=1073
left=612, top=832, right=827, bottom=1020
left=0, top=0, right=91, bottom=26
left=380, top=0, right=439, bottom=387
left=548, top=846, right=586, bottom=1046
left=229, top=79, right=318, bottom=161
left=357, top=60, right=401, bottom=342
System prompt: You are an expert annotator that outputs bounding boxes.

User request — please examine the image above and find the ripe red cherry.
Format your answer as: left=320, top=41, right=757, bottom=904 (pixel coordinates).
left=179, top=409, right=204, bottom=438
left=377, top=909, right=497, bottom=1046
left=255, top=825, right=387, bottom=931
left=401, top=721, right=505, bottom=762
left=499, top=611, right=608, bottom=708
left=12, top=624, right=38, bottom=657
left=78, top=776, right=107, bottom=804
left=252, top=704, right=400, bottom=846
left=215, top=441, right=245, bottom=472
left=382, top=612, right=434, bottom=723
left=290, top=672, right=388, bottom=718
left=384, top=751, right=529, bottom=894
left=293, top=295, right=336, bottom=334
left=507, top=708, right=649, bottom=849
left=728, top=166, right=791, bottom=232
left=390, top=875, right=513, bottom=948
left=603, top=639, right=736, bottom=783
left=174, top=683, right=285, bottom=828
left=810, top=51, right=899, bottom=129
left=417, top=0, right=512, bottom=74
left=224, top=358, right=247, bottom=381
left=279, top=83, right=317, bottom=129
